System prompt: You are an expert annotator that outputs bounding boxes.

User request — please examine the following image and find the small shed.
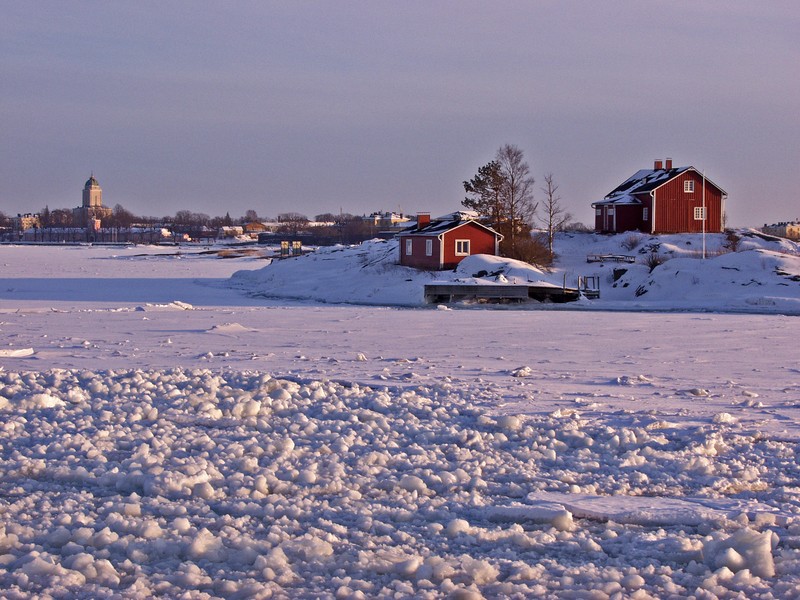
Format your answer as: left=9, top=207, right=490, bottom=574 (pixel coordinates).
left=398, top=211, right=503, bottom=270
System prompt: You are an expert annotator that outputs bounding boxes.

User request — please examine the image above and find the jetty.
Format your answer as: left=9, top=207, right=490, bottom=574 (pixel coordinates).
left=424, top=277, right=599, bottom=304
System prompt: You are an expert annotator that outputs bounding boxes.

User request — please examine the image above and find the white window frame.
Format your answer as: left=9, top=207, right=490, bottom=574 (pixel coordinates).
left=595, top=208, right=601, bottom=216
left=607, top=208, right=615, bottom=215
left=684, top=180, right=695, bottom=193
left=405, top=239, right=413, bottom=255
left=425, top=239, right=433, bottom=256
left=455, top=239, right=470, bottom=256
left=694, top=207, right=706, bottom=220
left=642, top=207, right=649, bottom=221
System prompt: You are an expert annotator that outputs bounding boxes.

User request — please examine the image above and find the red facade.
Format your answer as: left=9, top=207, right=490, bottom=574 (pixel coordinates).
left=650, top=171, right=724, bottom=234
left=593, top=162, right=727, bottom=234
left=596, top=204, right=642, bottom=233
left=399, top=220, right=501, bottom=270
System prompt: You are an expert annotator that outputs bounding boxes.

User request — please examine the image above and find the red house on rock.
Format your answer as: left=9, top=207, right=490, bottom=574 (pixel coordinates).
left=399, top=211, right=503, bottom=270
left=593, top=159, right=727, bottom=234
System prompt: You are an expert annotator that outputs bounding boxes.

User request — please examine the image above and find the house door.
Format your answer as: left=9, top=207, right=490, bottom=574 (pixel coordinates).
left=605, top=208, right=615, bottom=231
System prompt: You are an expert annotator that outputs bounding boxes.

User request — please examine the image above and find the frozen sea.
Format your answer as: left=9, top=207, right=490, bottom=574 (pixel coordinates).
left=1, top=242, right=799, bottom=599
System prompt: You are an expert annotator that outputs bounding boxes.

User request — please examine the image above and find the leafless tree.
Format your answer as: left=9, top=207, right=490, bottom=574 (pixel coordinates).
left=539, top=173, right=571, bottom=257
left=173, top=210, right=211, bottom=227
left=314, top=213, right=340, bottom=224
left=463, top=144, right=538, bottom=260
left=496, top=144, right=537, bottom=256
left=109, top=204, right=135, bottom=229
left=277, top=212, right=309, bottom=235
left=50, top=209, right=74, bottom=227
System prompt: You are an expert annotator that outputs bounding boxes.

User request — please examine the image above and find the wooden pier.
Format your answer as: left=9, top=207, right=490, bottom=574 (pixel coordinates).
left=586, top=253, right=635, bottom=264
left=424, top=280, right=599, bottom=304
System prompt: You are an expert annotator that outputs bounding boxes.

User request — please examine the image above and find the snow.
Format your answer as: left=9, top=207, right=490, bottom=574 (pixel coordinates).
left=0, top=236, right=799, bottom=598
left=228, top=230, right=800, bottom=313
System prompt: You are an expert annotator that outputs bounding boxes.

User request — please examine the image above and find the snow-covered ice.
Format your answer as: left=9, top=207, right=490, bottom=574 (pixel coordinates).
left=1, top=235, right=799, bottom=598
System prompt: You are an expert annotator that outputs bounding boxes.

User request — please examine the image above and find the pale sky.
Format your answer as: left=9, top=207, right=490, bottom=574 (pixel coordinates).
left=2, top=1, right=798, bottom=227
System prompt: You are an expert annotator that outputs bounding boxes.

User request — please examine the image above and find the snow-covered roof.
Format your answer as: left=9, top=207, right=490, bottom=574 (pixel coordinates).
left=400, top=211, right=501, bottom=238
left=593, top=166, right=727, bottom=206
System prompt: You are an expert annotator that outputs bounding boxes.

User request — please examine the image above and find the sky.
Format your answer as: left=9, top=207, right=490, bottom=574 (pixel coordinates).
left=1, top=1, right=798, bottom=227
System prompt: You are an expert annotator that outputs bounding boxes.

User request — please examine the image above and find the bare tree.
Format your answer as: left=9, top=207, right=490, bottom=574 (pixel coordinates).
left=107, top=204, right=135, bottom=231
left=277, top=212, right=309, bottom=236
left=314, top=213, right=337, bottom=224
left=174, top=210, right=210, bottom=227
left=496, top=145, right=537, bottom=258
left=463, top=145, right=538, bottom=260
left=539, top=173, right=571, bottom=257
left=50, top=209, right=74, bottom=227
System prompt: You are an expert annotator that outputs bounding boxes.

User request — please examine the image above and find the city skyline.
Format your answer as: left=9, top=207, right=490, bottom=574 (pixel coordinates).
left=2, top=1, right=798, bottom=227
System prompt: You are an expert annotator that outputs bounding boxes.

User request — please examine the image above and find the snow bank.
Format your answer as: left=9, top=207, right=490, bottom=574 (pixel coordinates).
left=230, top=239, right=431, bottom=305
left=228, top=231, right=800, bottom=313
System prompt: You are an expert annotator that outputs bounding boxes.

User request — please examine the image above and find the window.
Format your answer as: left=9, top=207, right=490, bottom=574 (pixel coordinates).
left=595, top=208, right=601, bottom=216
left=455, top=239, right=470, bottom=256
left=405, top=239, right=413, bottom=255
left=684, top=180, right=695, bottom=193
left=425, top=239, right=433, bottom=256
left=642, top=207, right=649, bottom=221
left=607, top=208, right=615, bottom=215
left=694, top=207, right=706, bottom=220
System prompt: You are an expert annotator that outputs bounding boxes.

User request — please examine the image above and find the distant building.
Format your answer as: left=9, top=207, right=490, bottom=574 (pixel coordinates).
left=363, top=212, right=411, bottom=228
left=73, top=175, right=112, bottom=228
left=218, top=226, right=245, bottom=239
left=12, top=213, right=41, bottom=231
left=398, top=211, right=503, bottom=270
left=762, top=221, right=800, bottom=240
left=243, top=222, right=269, bottom=234
left=592, top=159, right=727, bottom=234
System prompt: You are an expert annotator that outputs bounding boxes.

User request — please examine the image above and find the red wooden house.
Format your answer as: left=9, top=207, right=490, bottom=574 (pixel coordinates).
left=398, top=212, right=503, bottom=270
left=593, top=159, right=727, bottom=234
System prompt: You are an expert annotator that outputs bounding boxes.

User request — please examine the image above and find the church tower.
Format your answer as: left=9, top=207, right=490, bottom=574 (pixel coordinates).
left=83, top=174, right=102, bottom=208
left=74, top=174, right=112, bottom=228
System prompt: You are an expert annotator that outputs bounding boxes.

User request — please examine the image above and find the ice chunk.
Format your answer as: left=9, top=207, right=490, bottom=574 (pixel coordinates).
left=487, top=504, right=574, bottom=531
left=495, top=414, right=522, bottom=431
left=398, top=474, right=428, bottom=494
left=187, top=528, right=227, bottom=562
left=446, top=519, right=471, bottom=537
left=0, top=348, right=35, bottom=357
left=510, top=366, right=532, bottom=377
left=703, top=528, right=776, bottom=577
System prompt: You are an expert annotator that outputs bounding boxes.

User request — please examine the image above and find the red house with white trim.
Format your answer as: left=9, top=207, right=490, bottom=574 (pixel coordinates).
left=593, top=159, right=727, bottom=234
left=398, top=211, right=503, bottom=270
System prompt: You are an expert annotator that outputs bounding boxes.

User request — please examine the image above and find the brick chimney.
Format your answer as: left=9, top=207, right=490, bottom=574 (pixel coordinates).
left=654, top=159, right=663, bottom=170
left=416, top=212, right=431, bottom=229
left=665, top=157, right=673, bottom=169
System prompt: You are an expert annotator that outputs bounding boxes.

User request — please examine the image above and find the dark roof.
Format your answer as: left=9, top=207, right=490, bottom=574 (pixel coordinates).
left=84, top=175, right=100, bottom=188
left=399, top=211, right=502, bottom=239
left=594, top=166, right=727, bottom=206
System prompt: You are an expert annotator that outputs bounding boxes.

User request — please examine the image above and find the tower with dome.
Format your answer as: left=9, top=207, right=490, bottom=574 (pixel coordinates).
left=73, top=174, right=112, bottom=228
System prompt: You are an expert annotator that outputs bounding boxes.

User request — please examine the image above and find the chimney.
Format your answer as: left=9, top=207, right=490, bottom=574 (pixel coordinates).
left=654, top=159, right=663, bottom=170
left=665, top=157, right=673, bottom=169
left=416, top=212, right=431, bottom=229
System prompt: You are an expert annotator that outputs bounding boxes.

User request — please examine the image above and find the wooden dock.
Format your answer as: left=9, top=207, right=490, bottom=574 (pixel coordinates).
left=586, top=253, right=635, bottom=264
left=424, top=281, right=598, bottom=304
